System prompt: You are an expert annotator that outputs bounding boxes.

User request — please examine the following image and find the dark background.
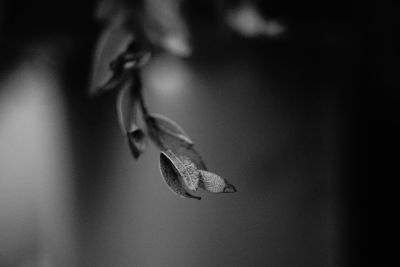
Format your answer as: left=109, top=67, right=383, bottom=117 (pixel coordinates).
left=1, top=0, right=399, bottom=266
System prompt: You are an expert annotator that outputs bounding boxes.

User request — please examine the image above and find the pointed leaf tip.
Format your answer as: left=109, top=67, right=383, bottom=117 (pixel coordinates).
left=223, top=184, right=237, bottom=193
left=127, top=127, right=146, bottom=159
left=199, top=170, right=236, bottom=194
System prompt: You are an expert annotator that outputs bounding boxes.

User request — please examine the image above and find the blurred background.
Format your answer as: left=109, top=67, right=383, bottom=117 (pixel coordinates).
left=0, top=0, right=398, bottom=266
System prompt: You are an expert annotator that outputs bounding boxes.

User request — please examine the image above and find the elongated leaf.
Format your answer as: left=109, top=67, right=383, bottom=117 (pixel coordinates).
left=199, top=170, right=237, bottom=193
left=117, top=82, right=146, bottom=158
left=116, top=83, right=135, bottom=133
left=159, top=151, right=201, bottom=200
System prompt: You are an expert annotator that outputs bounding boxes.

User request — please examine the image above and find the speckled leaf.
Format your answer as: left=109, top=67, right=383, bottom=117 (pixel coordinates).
left=199, top=170, right=237, bottom=193
left=163, top=151, right=200, bottom=191
left=159, top=151, right=201, bottom=200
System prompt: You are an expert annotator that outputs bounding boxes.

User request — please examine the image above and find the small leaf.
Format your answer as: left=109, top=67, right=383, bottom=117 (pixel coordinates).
left=116, top=83, right=136, bottom=133
left=199, top=170, right=237, bottom=193
left=117, top=81, right=146, bottom=158
left=159, top=151, right=201, bottom=200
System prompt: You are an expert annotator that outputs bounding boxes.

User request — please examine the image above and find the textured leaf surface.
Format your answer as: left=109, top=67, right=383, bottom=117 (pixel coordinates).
left=117, top=83, right=146, bottom=158
left=199, top=170, right=237, bottom=193
left=159, top=151, right=201, bottom=200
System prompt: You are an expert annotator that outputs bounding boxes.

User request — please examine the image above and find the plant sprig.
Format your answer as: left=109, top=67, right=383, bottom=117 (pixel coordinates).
left=91, top=37, right=236, bottom=200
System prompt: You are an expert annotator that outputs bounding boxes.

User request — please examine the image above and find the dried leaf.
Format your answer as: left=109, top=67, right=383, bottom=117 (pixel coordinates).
left=199, top=170, right=237, bottom=193
left=159, top=151, right=201, bottom=200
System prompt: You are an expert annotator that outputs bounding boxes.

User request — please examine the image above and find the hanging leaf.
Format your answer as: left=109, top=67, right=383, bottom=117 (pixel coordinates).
left=147, top=113, right=193, bottom=144
left=96, top=0, right=120, bottom=22
left=146, top=114, right=207, bottom=170
left=90, top=22, right=133, bottom=95
left=143, top=0, right=192, bottom=57
left=127, top=124, right=147, bottom=159
left=116, top=82, right=135, bottom=133
left=199, top=170, right=237, bottom=193
left=162, top=151, right=200, bottom=191
left=117, top=80, right=146, bottom=158
left=159, top=151, right=201, bottom=200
